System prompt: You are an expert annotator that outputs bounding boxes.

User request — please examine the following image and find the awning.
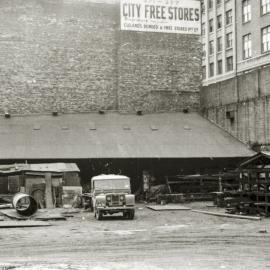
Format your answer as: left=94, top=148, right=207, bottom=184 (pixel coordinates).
left=0, top=112, right=254, bottom=159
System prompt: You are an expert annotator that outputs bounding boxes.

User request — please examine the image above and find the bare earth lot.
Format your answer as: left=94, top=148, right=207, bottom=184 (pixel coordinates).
left=0, top=202, right=270, bottom=270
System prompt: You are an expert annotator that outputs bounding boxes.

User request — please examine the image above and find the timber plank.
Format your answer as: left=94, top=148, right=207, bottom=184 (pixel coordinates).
left=0, top=221, right=51, bottom=228
left=192, top=209, right=261, bottom=221
left=146, top=205, right=191, bottom=211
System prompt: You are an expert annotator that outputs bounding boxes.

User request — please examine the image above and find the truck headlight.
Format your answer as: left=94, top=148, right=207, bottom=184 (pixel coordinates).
left=120, top=195, right=125, bottom=201
left=106, top=196, right=111, bottom=201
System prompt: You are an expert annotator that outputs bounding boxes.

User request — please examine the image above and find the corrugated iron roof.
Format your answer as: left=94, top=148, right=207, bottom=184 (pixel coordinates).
left=0, top=112, right=254, bottom=159
left=0, top=163, right=80, bottom=174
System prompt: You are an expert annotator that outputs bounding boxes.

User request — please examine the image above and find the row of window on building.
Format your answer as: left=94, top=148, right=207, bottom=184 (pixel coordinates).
left=242, top=0, right=270, bottom=22
left=203, top=32, right=232, bottom=56
left=204, top=25, right=270, bottom=59
left=202, top=56, right=233, bottom=79
left=206, top=0, right=270, bottom=19
left=201, top=9, right=232, bottom=36
left=203, top=24, right=270, bottom=78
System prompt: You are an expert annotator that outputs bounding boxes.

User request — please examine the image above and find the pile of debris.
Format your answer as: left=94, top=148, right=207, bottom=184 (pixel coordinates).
left=0, top=192, right=81, bottom=228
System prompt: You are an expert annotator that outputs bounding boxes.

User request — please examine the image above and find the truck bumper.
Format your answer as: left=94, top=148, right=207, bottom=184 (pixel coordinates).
left=97, top=206, right=135, bottom=211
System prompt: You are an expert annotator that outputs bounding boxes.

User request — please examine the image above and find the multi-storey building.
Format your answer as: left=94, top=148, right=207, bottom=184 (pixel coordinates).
left=201, top=0, right=236, bottom=85
left=201, top=0, right=270, bottom=149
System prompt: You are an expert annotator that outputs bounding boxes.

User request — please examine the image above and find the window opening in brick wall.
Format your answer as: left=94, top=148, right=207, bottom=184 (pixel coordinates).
left=209, top=19, right=214, bottom=32
left=226, top=32, right=233, bottom=48
left=202, top=43, right=206, bottom=57
left=243, top=33, right=252, bottom=59
left=202, top=23, right=206, bottom=35
left=226, top=56, right=233, bottom=71
left=209, top=62, right=214, bottom=77
left=262, top=25, right=270, bottom=53
left=217, top=60, right=223, bottom=74
left=226, top=9, right=232, bottom=25
left=261, top=0, right=270, bottom=15
left=217, top=36, right=223, bottom=52
left=217, top=15, right=222, bottom=29
left=242, top=0, right=251, bottom=23
left=209, top=40, right=214, bottom=55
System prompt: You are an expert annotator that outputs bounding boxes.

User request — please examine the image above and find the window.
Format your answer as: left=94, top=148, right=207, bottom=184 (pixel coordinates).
left=226, top=10, right=232, bottom=25
left=209, top=40, right=214, bottom=55
left=261, top=0, right=270, bottom=15
left=262, top=25, right=270, bottom=53
left=217, top=60, right=223, bottom=74
left=202, top=43, right=206, bottom=57
left=209, top=19, right=214, bottom=32
left=209, top=0, right=213, bottom=9
left=202, top=66, right=206, bottom=80
left=226, top=32, right=233, bottom=48
left=242, top=0, right=251, bottom=23
left=217, top=37, right=223, bottom=52
left=217, top=15, right=222, bottom=29
left=217, top=0, right=222, bottom=5
left=209, top=63, right=214, bottom=77
left=201, top=2, right=205, bottom=13
left=243, top=34, right=252, bottom=59
left=202, top=23, right=206, bottom=35
left=226, top=56, right=233, bottom=71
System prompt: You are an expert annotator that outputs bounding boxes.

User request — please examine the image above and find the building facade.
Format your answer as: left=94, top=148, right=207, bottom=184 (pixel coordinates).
left=201, top=0, right=270, bottom=149
left=0, top=0, right=201, bottom=115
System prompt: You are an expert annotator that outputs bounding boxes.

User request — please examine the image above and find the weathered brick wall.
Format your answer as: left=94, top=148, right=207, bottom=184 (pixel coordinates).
left=201, top=65, right=270, bottom=146
left=118, top=31, right=201, bottom=113
left=0, top=0, right=201, bottom=115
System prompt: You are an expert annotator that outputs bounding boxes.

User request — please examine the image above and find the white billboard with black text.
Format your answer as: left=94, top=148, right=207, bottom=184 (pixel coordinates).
left=120, top=0, right=201, bottom=35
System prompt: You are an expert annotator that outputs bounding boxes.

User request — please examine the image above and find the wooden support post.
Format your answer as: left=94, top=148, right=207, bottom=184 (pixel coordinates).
left=45, top=173, right=54, bottom=209
left=218, top=176, right=222, bottom=192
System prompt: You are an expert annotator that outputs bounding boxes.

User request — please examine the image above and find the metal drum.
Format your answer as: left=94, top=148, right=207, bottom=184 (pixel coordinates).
left=12, top=193, right=38, bottom=216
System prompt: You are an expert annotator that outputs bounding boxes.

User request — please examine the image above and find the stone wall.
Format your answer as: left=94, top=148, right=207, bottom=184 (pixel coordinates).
left=201, top=65, right=270, bottom=147
left=0, top=0, right=201, bottom=115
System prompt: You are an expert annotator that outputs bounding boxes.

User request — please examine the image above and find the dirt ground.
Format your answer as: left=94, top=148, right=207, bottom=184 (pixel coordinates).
left=0, top=202, right=270, bottom=270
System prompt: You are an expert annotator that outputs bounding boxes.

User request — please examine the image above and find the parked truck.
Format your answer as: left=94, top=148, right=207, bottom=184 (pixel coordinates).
left=91, top=174, right=135, bottom=220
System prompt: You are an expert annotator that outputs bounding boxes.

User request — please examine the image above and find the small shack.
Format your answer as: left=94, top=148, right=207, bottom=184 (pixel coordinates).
left=0, top=163, right=81, bottom=208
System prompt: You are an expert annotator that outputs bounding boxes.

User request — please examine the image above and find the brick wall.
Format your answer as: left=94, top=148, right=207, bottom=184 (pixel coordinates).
left=201, top=65, right=270, bottom=146
left=0, top=0, right=201, bottom=115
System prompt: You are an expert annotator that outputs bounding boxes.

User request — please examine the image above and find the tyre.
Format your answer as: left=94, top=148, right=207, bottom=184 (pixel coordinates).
left=123, top=212, right=129, bottom=219
left=95, top=209, right=103, bottom=220
left=128, top=209, right=135, bottom=220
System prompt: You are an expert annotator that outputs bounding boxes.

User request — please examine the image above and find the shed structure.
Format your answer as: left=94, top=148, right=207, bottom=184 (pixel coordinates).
left=0, top=163, right=81, bottom=208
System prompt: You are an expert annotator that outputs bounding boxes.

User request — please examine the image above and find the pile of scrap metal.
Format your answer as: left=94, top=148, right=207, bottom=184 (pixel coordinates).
left=222, top=152, right=270, bottom=217
left=156, top=173, right=239, bottom=204
left=0, top=192, right=79, bottom=225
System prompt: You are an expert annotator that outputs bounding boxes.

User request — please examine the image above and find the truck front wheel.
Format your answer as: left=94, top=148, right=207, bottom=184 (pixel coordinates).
left=128, top=209, right=135, bottom=220
left=95, top=209, right=103, bottom=220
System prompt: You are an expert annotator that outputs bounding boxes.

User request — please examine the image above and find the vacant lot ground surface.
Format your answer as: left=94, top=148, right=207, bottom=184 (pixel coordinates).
left=0, top=202, right=270, bottom=270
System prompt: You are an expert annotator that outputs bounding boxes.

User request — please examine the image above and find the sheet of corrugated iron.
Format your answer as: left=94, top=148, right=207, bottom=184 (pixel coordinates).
left=0, top=112, right=254, bottom=159
left=0, top=163, right=80, bottom=174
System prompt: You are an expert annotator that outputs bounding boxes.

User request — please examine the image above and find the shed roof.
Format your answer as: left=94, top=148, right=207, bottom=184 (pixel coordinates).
left=0, top=163, right=80, bottom=174
left=239, top=151, right=270, bottom=168
left=0, top=112, right=254, bottom=159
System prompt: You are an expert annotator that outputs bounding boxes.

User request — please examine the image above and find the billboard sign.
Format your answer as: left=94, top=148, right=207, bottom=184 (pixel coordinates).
left=120, top=0, right=201, bottom=34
